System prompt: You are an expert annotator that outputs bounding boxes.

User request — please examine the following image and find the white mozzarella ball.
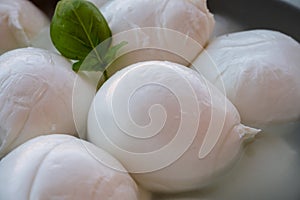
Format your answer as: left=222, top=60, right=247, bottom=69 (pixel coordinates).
left=102, top=0, right=214, bottom=47
left=99, top=0, right=214, bottom=73
left=0, top=0, right=49, bottom=54
left=192, top=30, right=300, bottom=128
left=0, top=134, right=140, bottom=200
left=87, top=61, right=259, bottom=192
left=0, top=47, right=93, bottom=158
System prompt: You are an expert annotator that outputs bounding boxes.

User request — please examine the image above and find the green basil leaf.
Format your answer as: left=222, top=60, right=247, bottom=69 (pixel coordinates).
left=50, top=0, right=111, bottom=60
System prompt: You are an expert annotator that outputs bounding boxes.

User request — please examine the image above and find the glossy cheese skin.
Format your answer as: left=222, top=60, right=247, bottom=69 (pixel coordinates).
left=0, top=48, right=77, bottom=158
left=0, top=0, right=49, bottom=54
left=98, top=0, right=215, bottom=73
left=0, top=134, right=139, bottom=200
left=87, top=61, right=259, bottom=192
left=192, top=30, right=300, bottom=128
left=101, top=0, right=215, bottom=48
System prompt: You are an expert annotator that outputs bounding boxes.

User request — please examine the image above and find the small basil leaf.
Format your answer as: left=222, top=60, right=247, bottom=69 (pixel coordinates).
left=50, top=0, right=111, bottom=60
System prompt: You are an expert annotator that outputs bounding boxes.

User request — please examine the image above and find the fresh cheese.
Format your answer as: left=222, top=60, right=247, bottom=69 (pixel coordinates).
left=192, top=30, right=300, bottom=128
left=87, top=60, right=259, bottom=192
left=0, top=48, right=79, bottom=158
left=98, top=0, right=215, bottom=75
left=0, top=134, right=140, bottom=200
left=0, top=0, right=49, bottom=54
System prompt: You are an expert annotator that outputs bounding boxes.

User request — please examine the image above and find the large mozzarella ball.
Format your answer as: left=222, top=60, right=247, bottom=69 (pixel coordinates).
left=87, top=61, right=259, bottom=192
left=102, top=0, right=214, bottom=47
left=192, top=30, right=300, bottom=128
left=0, top=47, right=86, bottom=158
left=99, top=0, right=214, bottom=74
left=0, top=0, right=49, bottom=54
left=0, top=134, right=140, bottom=200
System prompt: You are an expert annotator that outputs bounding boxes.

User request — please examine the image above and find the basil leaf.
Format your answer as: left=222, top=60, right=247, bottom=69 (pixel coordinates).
left=50, top=0, right=111, bottom=60
left=51, top=0, right=127, bottom=83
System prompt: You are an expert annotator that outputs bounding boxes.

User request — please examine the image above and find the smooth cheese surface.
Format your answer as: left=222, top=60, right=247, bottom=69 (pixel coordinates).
left=87, top=61, right=259, bottom=192
left=0, top=134, right=139, bottom=200
left=98, top=0, right=215, bottom=74
left=192, top=30, right=300, bottom=127
left=0, top=48, right=77, bottom=158
left=0, top=0, right=49, bottom=54
left=101, top=0, right=214, bottom=47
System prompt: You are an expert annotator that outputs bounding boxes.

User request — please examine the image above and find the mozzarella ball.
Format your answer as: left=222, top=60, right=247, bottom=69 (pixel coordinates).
left=99, top=0, right=214, bottom=74
left=0, top=47, right=87, bottom=158
left=102, top=0, right=214, bottom=47
left=0, top=134, right=139, bottom=200
left=0, top=0, right=49, bottom=54
left=87, top=61, right=259, bottom=192
left=192, top=30, right=300, bottom=128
